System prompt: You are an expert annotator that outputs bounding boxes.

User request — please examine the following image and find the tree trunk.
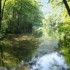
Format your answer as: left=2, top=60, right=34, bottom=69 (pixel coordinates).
left=0, top=0, right=1, bottom=29
left=0, top=0, right=7, bottom=66
left=0, top=0, right=7, bottom=30
left=63, top=0, right=70, bottom=16
left=0, top=46, right=4, bottom=66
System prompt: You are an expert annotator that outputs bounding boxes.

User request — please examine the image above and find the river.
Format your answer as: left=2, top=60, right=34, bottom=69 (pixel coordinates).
left=29, top=34, right=69, bottom=70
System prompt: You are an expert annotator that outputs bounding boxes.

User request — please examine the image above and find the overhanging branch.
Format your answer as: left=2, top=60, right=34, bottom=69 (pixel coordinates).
left=63, top=0, right=70, bottom=16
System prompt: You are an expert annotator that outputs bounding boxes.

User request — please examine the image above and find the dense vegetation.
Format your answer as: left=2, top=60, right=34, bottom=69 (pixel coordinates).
left=1, top=0, right=42, bottom=34
left=50, top=0, right=70, bottom=65
left=0, top=0, right=42, bottom=68
left=0, top=0, right=70, bottom=69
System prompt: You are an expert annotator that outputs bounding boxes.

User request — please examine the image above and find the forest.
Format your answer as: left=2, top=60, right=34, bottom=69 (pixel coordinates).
left=0, top=0, right=70, bottom=70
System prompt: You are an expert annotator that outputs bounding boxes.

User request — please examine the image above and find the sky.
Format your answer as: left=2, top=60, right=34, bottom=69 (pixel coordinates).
left=36, top=0, right=62, bottom=17
left=37, top=0, right=53, bottom=15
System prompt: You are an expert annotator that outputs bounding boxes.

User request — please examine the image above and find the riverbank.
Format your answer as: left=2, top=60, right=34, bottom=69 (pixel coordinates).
left=0, top=34, right=39, bottom=68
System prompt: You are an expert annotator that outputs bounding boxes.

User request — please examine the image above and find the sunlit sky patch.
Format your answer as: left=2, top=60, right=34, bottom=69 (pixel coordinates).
left=36, top=0, right=53, bottom=15
left=36, top=0, right=62, bottom=17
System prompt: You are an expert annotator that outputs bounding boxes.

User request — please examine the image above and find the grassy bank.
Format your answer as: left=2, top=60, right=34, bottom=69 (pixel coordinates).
left=0, top=34, right=39, bottom=68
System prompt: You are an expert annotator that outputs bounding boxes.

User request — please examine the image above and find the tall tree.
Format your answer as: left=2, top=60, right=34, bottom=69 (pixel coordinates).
left=0, top=0, right=1, bottom=30
left=49, top=0, right=70, bottom=16
left=63, top=0, right=70, bottom=16
left=0, top=0, right=7, bottom=66
left=0, top=0, right=7, bottom=30
left=2, top=0, right=42, bottom=34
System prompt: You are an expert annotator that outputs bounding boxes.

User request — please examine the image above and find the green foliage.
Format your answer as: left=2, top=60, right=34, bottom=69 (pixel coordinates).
left=58, top=21, right=70, bottom=65
left=0, top=0, right=42, bottom=68
left=57, top=11, right=70, bottom=65
left=2, top=0, right=42, bottom=34
left=49, top=0, right=70, bottom=65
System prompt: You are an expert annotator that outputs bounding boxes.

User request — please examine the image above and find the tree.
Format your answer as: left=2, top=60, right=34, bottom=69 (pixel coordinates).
left=0, top=0, right=7, bottom=67
left=2, top=0, right=42, bottom=34
left=49, top=0, right=70, bottom=16
left=0, top=0, right=43, bottom=68
left=49, top=0, right=70, bottom=65
left=0, top=0, right=1, bottom=30
left=63, top=0, right=70, bottom=16
left=0, top=0, right=7, bottom=30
